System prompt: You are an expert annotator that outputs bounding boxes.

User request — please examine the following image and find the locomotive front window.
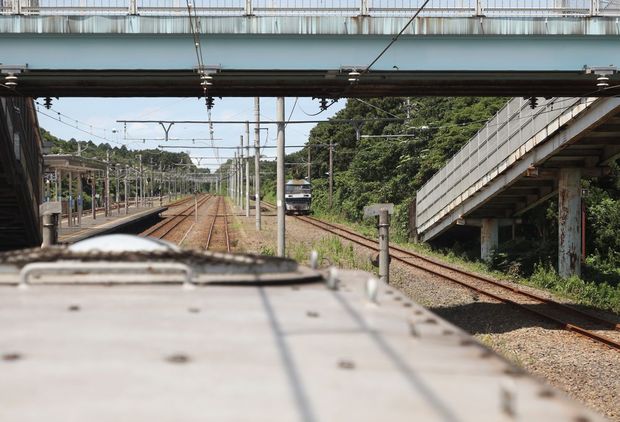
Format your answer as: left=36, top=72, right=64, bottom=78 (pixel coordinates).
left=285, top=186, right=311, bottom=194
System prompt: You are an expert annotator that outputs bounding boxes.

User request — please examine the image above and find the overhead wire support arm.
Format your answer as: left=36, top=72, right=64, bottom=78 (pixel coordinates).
left=116, top=118, right=405, bottom=125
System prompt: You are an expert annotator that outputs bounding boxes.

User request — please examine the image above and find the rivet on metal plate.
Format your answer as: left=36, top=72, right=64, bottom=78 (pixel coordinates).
left=310, top=250, right=319, bottom=270
left=500, top=378, right=517, bottom=417
left=165, top=353, right=191, bottom=364
left=2, top=353, right=22, bottom=362
left=337, top=359, right=355, bottom=370
left=327, top=267, right=339, bottom=290
left=366, top=277, right=378, bottom=303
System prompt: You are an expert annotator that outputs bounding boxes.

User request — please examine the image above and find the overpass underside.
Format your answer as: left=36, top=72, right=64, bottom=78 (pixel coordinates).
left=5, top=70, right=617, bottom=98
left=0, top=14, right=619, bottom=97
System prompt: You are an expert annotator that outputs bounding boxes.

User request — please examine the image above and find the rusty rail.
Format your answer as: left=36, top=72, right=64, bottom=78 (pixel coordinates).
left=141, top=194, right=211, bottom=241
left=205, top=196, right=231, bottom=253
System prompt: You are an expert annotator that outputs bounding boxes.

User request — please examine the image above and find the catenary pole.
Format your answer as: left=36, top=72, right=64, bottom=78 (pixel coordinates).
left=254, top=97, right=262, bottom=231
left=245, top=121, right=251, bottom=218
left=277, top=97, right=286, bottom=257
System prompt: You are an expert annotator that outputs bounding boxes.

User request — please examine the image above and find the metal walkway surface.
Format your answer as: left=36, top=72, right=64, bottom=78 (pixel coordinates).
left=0, top=270, right=606, bottom=422
left=0, top=97, right=42, bottom=250
left=416, top=96, right=620, bottom=242
left=1, top=1, right=620, bottom=97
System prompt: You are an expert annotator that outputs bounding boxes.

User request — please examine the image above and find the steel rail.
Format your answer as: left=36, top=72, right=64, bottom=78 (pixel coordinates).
left=205, top=196, right=231, bottom=252
left=282, top=208, right=620, bottom=351
left=304, top=214, right=620, bottom=332
left=141, top=194, right=212, bottom=240
left=223, top=198, right=231, bottom=253
left=205, top=196, right=221, bottom=250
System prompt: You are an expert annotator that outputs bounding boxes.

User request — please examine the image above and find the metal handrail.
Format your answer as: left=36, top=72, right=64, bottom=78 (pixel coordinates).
left=1, top=0, right=615, bottom=17
left=415, top=96, right=596, bottom=233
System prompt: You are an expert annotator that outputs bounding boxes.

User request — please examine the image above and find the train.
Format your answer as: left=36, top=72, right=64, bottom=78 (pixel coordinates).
left=0, top=233, right=605, bottom=421
left=284, top=179, right=312, bottom=215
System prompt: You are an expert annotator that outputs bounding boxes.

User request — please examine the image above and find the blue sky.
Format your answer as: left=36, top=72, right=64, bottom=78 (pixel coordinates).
left=37, top=97, right=345, bottom=172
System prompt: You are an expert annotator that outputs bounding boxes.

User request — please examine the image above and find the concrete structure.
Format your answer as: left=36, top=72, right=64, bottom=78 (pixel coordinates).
left=416, top=96, right=620, bottom=276
left=0, top=2, right=619, bottom=97
left=0, top=97, right=42, bottom=250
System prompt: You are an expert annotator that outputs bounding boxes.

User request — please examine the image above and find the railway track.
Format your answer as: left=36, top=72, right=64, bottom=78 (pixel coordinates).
left=205, top=196, right=231, bottom=253
left=265, top=202, right=620, bottom=351
left=140, top=194, right=212, bottom=242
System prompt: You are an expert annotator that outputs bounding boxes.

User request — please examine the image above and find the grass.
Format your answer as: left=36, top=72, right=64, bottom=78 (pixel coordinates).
left=287, top=235, right=376, bottom=273
left=527, top=263, right=620, bottom=314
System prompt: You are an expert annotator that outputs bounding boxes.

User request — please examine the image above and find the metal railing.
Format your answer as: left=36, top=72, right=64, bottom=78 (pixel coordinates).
left=1, top=0, right=618, bottom=16
left=415, top=96, right=597, bottom=234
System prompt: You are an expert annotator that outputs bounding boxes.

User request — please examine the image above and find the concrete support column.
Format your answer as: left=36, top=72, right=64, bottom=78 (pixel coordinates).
left=276, top=97, right=286, bottom=257
left=558, top=168, right=582, bottom=278
left=480, top=218, right=499, bottom=262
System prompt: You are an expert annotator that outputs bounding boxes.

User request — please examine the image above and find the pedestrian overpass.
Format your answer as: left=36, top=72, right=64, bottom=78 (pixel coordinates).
left=415, top=96, right=620, bottom=277
left=0, top=1, right=620, bottom=97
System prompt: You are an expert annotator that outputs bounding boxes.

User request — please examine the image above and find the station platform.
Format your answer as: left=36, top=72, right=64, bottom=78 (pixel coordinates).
left=59, top=205, right=167, bottom=244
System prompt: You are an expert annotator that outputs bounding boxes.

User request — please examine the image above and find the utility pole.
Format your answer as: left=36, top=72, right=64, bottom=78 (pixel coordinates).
left=329, top=140, right=333, bottom=209
left=245, top=121, right=251, bottom=218
left=276, top=97, right=286, bottom=257
left=124, top=165, right=129, bottom=214
left=238, top=141, right=243, bottom=208
left=134, top=167, right=139, bottom=208
left=115, top=164, right=120, bottom=215
left=91, top=172, right=96, bottom=220
left=139, top=154, right=143, bottom=207
left=307, top=148, right=311, bottom=181
left=233, top=151, right=237, bottom=202
left=254, top=97, right=262, bottom=231
left=105, top=150, right=110, bottom=217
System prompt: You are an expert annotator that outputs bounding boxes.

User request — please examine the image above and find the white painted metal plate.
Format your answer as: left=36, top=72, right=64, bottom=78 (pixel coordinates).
left=0, top=270, right=603, bottom=422
left=39, top=201, right=61, bottom=215
left=363, top=203, right=394, bottom=218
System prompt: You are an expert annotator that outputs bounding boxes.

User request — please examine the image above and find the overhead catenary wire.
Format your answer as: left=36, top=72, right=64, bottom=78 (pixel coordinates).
left=37, top=109, right=123, bottom=145
left=363, top=0, right=432, bottom=74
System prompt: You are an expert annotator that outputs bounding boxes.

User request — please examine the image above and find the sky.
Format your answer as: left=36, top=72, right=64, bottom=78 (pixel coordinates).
left=37, top=97, right=345, bottom=172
